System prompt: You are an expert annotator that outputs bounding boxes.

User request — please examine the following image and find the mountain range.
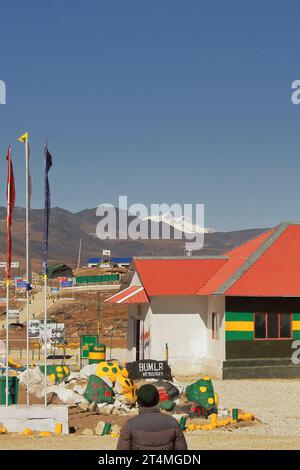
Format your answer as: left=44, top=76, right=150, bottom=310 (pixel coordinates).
left=0, top=206, right=267, bottom=273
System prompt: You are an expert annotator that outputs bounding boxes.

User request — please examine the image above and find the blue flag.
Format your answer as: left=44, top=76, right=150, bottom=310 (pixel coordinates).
left=43, top=143, right=53, bottom=275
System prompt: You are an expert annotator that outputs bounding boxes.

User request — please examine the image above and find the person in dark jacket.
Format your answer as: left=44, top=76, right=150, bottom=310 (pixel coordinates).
left=116, top=384, right=187, bottom=450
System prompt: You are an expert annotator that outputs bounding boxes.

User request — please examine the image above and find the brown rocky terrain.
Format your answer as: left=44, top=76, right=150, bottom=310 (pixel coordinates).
left=0, top=289, right=128, bottom=350
left=0, top=206, right=267, bottom=273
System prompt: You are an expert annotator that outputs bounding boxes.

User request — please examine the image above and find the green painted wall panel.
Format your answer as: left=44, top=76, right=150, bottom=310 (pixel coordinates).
left=293, top=313, right=300, bottom=321
left=293, top=331, right=300, bottom=340
left=75, top=274, right=120, bottom=284
left=225, top=312, right=253, bottom=322
left=226, top=331, right=254, bottom=341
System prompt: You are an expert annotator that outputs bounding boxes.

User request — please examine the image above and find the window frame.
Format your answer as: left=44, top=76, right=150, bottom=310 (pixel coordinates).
left=254, top=312, right=292, bottom=341
left=211, top=312, right=220, bottom=340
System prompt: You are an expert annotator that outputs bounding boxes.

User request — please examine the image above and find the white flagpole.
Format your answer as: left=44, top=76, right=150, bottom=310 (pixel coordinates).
left=5, top=148, right=12, bottom=407
left=25, top=136, right=30, bottom=407
left=44, top=274, right=47, bottom=405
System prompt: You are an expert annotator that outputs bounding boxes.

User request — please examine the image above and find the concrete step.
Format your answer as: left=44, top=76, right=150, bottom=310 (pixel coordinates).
left=223, top=357, right=293, bottom=368
left=223, top=364, right=300, bottom=379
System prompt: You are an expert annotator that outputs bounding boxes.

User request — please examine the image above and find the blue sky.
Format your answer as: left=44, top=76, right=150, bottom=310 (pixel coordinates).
left=1, top=0, right=300, bottom=231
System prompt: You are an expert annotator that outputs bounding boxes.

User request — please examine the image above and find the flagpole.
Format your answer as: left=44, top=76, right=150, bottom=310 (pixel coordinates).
left=44, top=273, right=47, bottom=405
left=44, top=141, right=48, bottom=406
left=5, top=146, right=15, bottom=407
left=43, top=141, right=53, bottom=406
left=5, top=279, right=10, bottom=406
left=43, top=141, right=48, bottom=406
left=25, top=136, right=30, bottom=407
left=5, top=149, right=11, bottom=407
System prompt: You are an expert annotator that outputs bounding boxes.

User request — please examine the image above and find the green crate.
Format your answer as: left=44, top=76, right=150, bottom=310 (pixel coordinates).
left=80, top=334, right=99, bottom=359
left=0, top=376, right=19, bottom=405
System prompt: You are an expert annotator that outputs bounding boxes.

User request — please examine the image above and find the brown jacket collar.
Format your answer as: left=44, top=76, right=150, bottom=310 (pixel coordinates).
left=139, top=406, right=160, bottom=415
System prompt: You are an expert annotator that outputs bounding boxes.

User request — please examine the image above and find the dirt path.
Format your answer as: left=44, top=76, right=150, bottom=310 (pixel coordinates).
left=0, top=433, right=300, bottom=450
left=0, top=290, right=45, bottom=329
left=1, top=378, right=300, bottom=449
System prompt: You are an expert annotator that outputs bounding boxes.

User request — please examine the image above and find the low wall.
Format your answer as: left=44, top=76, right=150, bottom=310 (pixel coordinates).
left=0, top=405, right=69, bottom=433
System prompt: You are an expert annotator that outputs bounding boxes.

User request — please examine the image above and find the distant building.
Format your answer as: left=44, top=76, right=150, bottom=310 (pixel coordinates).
left=87, top=258, right=101, bottom=268
left=86, top=257, right=132, bottom=268
left=111, top=257, right=132, bottom=268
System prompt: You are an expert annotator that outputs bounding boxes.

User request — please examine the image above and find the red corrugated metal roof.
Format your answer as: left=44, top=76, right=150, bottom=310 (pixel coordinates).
left=226, top=225, right=300, bottom=296
left=134, top=258, right=226, bottom=296
left=197, top=229, right=274, bottom=295
left=133, top=224, right=300, bottom=298
left=105, top=285, right=149, bottom=304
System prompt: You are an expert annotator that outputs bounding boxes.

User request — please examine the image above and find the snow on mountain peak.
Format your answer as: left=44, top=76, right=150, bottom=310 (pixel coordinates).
left=144, top=212, right=215, bottom=235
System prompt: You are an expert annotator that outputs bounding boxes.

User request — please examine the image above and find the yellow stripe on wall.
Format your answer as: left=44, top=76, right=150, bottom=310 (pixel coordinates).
left=225, top=321, right=254, bottom=332
left=292, top=321, right=300, bottom=331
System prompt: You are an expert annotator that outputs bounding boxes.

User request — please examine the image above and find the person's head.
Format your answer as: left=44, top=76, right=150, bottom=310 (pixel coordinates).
left=137, top=384, right=159, bottom=408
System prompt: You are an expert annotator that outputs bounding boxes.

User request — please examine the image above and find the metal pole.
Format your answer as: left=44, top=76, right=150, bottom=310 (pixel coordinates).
left=97, top=291, right=100, bottom=337
left=44, top=274, right=48, bottom=406
left=77, top=238, right=82, bottom=270
left=5, top=279, right=9, bottom=406
left=25, top=137, right=30, bottom=407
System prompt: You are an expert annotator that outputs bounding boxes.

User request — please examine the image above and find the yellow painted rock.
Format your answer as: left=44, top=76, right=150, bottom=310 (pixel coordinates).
left=239, top=413, right=254, bottom=422
left=114, top=374, right=137, bottom=405
left=8, top=357, right=22, bottom=369
left=210, top=413, right=218, bottom=426
left=96, top=361, right=128, bottom=384
left=39, top=431, right=52, bottom=437
left=21, top=428, right=34, bottom=436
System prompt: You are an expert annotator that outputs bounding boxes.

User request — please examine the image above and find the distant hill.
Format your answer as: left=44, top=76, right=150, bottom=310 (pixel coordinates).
left=0, top=206, right=268, bottom=273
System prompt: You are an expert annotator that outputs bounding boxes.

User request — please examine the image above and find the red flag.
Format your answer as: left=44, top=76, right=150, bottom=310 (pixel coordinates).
left=6, top=146, right=16, bottom=280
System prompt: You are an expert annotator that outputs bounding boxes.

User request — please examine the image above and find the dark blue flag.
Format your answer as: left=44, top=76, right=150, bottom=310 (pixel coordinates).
left=43, top=143, right=53, bottom=275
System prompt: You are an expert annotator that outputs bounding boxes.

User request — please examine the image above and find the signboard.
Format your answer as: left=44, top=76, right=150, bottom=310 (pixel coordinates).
left=40, top=323, right=65, bottom=345
left=8, top=309, right=19, bottom=321
left=0, top=261, right=20, bottom=268
left=60, top=280, right=73, bottom=288
left=80, top=334, right=98, bottom=359
left=15, top=278, right=27, bottom=288
left=126, top=360, right=172, bottom=381
left=28, top=320, right=40, bottom=339
left=28, top=321, right=65, bottom=344
left=51, top=287, right=60, bottom=294
left=102, top=249, right=111, bottom=266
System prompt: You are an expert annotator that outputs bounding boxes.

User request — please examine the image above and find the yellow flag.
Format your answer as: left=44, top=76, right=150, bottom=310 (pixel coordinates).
left=18, top=132, right=28, bottom=143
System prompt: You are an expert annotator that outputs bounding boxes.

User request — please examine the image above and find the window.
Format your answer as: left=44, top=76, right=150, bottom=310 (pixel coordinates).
left=254, top=313, right=292, bottom=340
left=212, top=312, right=220, bottom=340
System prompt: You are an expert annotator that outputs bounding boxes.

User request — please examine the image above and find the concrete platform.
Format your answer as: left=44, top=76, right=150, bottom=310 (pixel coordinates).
left=0, top=405, right=69, bottom=434
left=222, top=358, right=300, bottom=379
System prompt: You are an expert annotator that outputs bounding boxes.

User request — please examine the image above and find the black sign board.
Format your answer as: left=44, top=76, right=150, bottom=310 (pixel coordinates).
left=126, top=359, right=172, bottom=381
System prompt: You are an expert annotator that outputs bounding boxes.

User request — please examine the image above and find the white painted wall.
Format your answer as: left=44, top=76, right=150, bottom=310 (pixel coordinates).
left=203, top=295, right=226, bottom=377
left=127, top=303, right=151, bottom=361
left=130, top=272, right=143, bottom=286
left=149, top=296, right=207, bottom=365
left=126, top=276, right=226, bottom=376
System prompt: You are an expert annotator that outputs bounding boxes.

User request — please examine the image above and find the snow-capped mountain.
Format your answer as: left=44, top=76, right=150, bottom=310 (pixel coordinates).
left=143, top=213, right=215, bottom=235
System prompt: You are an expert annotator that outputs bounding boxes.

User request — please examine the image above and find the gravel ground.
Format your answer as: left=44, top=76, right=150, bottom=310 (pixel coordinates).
left=0, top=378, right=300, bottom=450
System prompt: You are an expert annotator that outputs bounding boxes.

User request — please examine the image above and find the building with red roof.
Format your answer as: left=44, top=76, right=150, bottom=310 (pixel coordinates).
left=106, top=222, right=300, bottom=378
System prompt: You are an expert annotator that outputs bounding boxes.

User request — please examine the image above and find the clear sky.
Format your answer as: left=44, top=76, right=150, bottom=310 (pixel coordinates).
left=1, top=0, right=300, bottom=231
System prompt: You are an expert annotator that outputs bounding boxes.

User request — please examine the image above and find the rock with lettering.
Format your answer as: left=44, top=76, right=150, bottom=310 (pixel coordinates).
left=126, top=360, right=172, bottom=381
